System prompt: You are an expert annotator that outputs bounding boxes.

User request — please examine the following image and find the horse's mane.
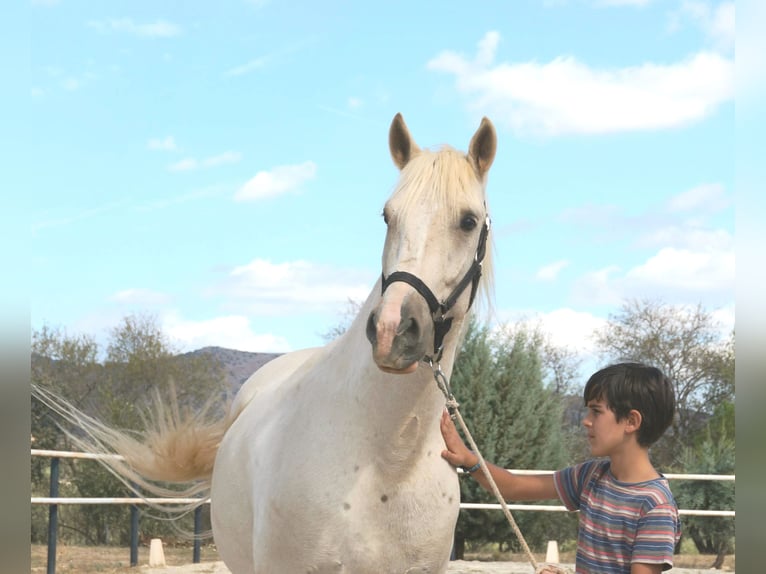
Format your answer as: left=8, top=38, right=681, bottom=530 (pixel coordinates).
left=390, top=145, right=495, bottom=314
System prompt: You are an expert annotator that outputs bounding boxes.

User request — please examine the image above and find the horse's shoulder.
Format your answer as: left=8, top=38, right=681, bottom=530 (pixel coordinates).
left=229, top=346, right=324, bottom=420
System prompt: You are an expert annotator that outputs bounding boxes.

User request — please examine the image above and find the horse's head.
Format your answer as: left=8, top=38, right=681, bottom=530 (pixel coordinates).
left=366, top=113, right=496, bottom=374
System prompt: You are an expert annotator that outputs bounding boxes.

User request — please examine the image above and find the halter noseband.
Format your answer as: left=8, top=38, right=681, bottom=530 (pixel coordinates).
left=380, top=214, right=490, bottom=363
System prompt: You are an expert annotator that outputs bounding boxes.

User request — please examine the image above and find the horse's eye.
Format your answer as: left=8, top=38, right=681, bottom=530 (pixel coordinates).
left=460, top=215, right=478, bottom=232
left=382, top=210, right=390, bottom=225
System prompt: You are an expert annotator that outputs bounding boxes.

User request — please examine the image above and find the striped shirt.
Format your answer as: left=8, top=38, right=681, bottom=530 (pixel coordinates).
left=554, top=459, right=681, bottom=573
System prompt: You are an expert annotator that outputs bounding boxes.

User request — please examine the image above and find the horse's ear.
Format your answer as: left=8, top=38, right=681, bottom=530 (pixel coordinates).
left=468, top=117, right=497, bottom=178
left=389, top=113, right=420, bottom=170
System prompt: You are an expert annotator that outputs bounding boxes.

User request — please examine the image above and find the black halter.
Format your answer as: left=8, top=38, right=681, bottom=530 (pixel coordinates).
left=380, top=215, right=490, bottom=363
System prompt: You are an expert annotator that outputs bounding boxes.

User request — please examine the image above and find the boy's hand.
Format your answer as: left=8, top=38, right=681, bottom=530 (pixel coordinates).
left=440, top=410, right=478, bottom=469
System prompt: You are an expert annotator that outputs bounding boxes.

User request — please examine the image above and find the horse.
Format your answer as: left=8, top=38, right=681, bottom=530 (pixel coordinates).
left=34, top=113, right=497, bottom=573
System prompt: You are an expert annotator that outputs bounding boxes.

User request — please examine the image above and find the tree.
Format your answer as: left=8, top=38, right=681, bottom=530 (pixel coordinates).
left=701, top=330, right=735, bottom=406
left=541, top=342, right=582, bottom=397
left=450, top=320, right=577, bottom=556
left=673, top=403, right=735, bottom=568
left=31, top=315, right=228, bottom=545
left=31, top=325, right=102, bottom=450
left=593, top=299, right=734, bottom=468
left=98, top=314, right=228, bottom=430
left=31, top=325, right=104, bottom=544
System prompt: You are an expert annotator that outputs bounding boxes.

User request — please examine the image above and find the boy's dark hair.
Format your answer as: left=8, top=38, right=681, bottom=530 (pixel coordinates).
left=583, top=362, right=675, bottom=447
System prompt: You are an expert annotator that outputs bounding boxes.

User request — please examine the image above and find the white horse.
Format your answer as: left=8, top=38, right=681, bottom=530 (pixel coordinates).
left=35, top=113, right=497, bottom=574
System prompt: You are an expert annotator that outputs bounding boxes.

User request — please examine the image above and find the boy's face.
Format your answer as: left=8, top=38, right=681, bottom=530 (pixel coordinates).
left=582, top=399, right=631, bottom=457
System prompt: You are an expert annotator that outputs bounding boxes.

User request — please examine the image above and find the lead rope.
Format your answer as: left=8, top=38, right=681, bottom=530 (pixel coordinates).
left=430, top=361, right=571, bottom=574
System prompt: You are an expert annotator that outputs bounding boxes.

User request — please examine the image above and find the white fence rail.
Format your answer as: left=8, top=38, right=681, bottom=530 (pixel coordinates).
left=31, top=449, right=736, bottom=573
left=31, top=449, right=736, bottom=516
left=456, top=467, right=735, bottom=518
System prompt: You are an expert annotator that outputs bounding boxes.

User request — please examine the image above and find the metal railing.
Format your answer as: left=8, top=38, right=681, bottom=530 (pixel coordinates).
left=31, top=449, right=736, bottom=573
left=32, top=449, right=208, bottom=574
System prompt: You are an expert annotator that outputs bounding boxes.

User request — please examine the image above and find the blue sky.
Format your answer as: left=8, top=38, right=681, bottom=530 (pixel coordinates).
left=25, top=0, right=734, bottom=363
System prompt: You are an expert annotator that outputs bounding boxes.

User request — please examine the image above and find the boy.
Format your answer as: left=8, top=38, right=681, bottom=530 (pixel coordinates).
left=440, top=362, right=681, bottom=574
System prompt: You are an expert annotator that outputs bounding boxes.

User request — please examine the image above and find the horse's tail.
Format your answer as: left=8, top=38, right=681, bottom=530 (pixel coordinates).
left=32, top=383, right=234, bottom=511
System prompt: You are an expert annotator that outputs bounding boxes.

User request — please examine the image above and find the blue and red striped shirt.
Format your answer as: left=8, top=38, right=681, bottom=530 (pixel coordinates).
left=554, top=459, right=681, bottom=573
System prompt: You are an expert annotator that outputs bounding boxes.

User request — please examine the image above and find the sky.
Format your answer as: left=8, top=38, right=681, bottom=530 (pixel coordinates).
left=23, top=0, right=734, bottom=367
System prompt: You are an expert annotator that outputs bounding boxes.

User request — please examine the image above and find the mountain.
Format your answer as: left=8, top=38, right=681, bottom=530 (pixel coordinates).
left=181, top=346, right=282, bottom=391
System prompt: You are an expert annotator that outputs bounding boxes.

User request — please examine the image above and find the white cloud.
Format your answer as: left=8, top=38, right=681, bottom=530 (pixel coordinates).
left=571, top=241, right=734, bottom=306
left=147, top=136, right=177, bottom=151
left=87, top=18, right=181, bottom=38
left=536, top=260, right=570, bottom=281
left=670, top=1, right=735, bottom=52
left=666, top=182, right=730, bottom=213
left=202, top=151, right=242, bottom=168
left=626, top=246, right=734, bottom=292
left=214, top=258, right=372, bottom=315
left=571, top=266, right=624, bottom=306
left=62, top=77, right=80, bottom=91
left=235, top=161, right=317, bottom=201
left=563, top=179, right=734, bottom=311
left=225, top=57, right=268, bottom=77
left=162, top=312, right=292, bottom=353
left=168, top=151, right=241, bottom=172
left=498, top=307, right=607, bottom=354
left=709, top=2, right=735, bottom=46
left=637, top=226, right=732, bottom=252
left=710, top=302, right=735, bottom=335
left=428, top=31, right=734, bottom=136
left=737, top=0, right=766, bottom=103
left=168, top=158, right=197, bottom=172
left=31, top=87, right=45, bottom=98
left=623, top=182, right=733, bottom=250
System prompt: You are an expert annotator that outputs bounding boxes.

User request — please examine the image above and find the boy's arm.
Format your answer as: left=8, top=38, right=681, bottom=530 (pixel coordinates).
left=439, top=410, right=559, bottom=502
left=631, top=502, right=679, bottom=574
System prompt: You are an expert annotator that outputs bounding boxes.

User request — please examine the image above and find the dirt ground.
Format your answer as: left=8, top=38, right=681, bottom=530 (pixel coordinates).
left=137, top=559, right=733, bottom=574
left=31, top=545, right=735, bottom=573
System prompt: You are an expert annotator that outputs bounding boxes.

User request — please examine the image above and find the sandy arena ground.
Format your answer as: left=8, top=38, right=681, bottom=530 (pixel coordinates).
left=141, top=560, right=731, bottom=573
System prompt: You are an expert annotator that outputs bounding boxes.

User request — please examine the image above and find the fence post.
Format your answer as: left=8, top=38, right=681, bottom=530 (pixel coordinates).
left=46, top=457, right=60, bottom=574
left=193, top=505, right=202, bottom=563
left=130, top=486, right=139, bottom=567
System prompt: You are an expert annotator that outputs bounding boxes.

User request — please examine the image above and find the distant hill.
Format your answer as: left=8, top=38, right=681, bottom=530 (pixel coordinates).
left=181, top=346, right=282, bottom=391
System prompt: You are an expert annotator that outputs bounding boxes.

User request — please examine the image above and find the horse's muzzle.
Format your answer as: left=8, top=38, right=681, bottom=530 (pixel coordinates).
left=365, top=293, right=432, bottom=374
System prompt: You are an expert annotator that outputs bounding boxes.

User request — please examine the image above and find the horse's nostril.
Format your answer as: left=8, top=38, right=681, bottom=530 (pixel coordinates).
left=397, top=316, right=419, bottom=341
left=365, top=312, right=378, bottom=344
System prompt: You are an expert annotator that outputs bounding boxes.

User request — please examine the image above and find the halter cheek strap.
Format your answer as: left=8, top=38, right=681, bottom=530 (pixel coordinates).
left=380, top=215, right=490, bottom=362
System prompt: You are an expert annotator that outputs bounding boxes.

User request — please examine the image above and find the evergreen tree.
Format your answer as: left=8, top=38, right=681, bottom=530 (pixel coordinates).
left=673, top=403, right=735, bottom=568
left=448, top=319, right=495, bottom=557
left=451, top=320, right=576, bottom=555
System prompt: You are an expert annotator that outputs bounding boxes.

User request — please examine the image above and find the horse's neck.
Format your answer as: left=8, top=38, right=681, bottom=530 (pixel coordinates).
left=337, top=286, right=461, bottom=407
left=321, top=290, right=463, bottom=468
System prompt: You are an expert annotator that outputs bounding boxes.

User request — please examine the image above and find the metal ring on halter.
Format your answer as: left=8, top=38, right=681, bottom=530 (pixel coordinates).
left=428, top=359, right=459, bottom=417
